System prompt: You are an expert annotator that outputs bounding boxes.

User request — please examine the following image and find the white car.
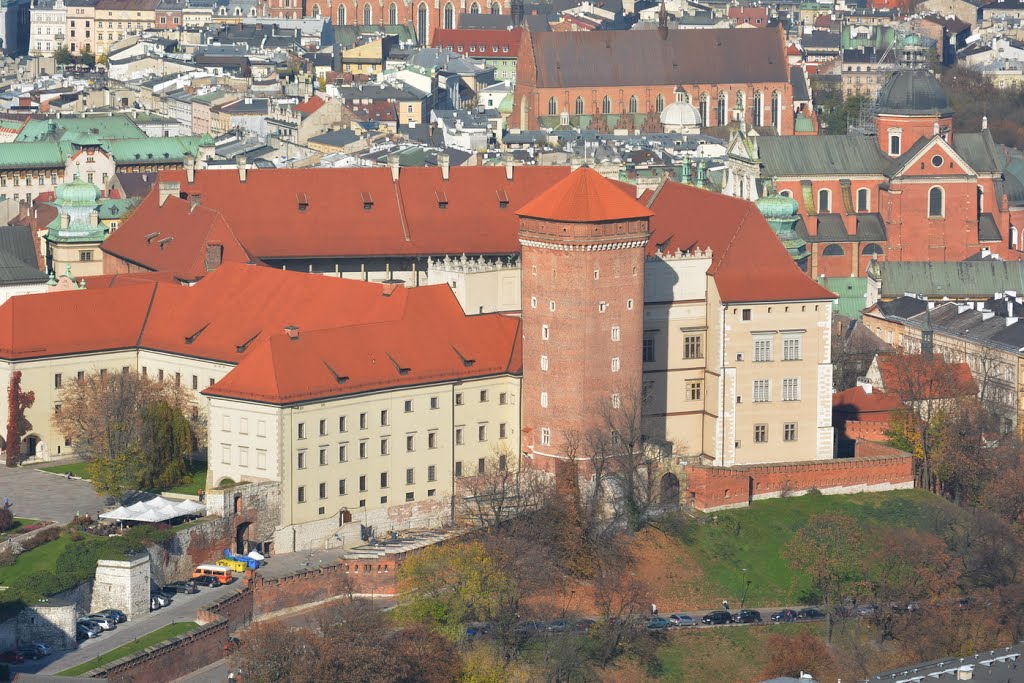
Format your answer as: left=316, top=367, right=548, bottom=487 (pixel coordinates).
left=86, top=614, right=118, bottom=631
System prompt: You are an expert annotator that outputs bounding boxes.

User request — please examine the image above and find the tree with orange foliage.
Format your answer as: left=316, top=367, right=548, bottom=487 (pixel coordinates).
left=5, top=370, right=34, bottom=467
left=761, top=631, right=838, bottom=682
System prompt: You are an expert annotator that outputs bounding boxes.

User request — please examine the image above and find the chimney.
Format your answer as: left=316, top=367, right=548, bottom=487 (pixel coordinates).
left=503, top=151, right=514, bottom=181
left=388, top=153, right=400, bottom=182
left=284, top=325, right=299, bottom=340
left=957, top=666, right=974, bottom=680
left=237, top=155, right=247, bottom=183
left=439, top=152, right=450, bottom=181
left=190, top=193, right=202, bottom=213
left=184, top=154, right=195, bottom=184
left=89, top=210, right=99, bottom=227
left=60, top=213, right=70, bottom=230
left=204, top=243, right=223, bottom=272
left=158, top=181, right=180, bottom=207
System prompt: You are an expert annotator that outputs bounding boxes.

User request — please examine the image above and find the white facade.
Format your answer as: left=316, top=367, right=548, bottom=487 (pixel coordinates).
left=30, top=0, right=66, bottom=56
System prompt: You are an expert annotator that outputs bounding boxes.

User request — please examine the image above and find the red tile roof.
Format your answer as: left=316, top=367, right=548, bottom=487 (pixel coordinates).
left=876, top=355, right=977, bottom=400
left=516, top=167, right=654, bottom=223
left=431, top=28, right=523, bottom=58
left=83, top=271, right=184, bottom=289
left=293, top=95, right=325, bottom=116
left=644, top=182, right=835, bottom=303
left=832, top=385, right=903, bottom=420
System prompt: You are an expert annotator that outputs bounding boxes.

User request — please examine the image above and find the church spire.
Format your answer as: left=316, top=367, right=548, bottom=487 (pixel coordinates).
left=658, top=0, right=669, bottom=40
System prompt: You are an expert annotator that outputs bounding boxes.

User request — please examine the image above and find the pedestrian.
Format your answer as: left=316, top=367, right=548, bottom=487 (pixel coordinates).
left=2, top=496, right=9, bottom=508
left=723, top=599, right=729, bottom=610
left=651, top=603, right=658, bottom=616
left=65, top=471, right=72, bottom=480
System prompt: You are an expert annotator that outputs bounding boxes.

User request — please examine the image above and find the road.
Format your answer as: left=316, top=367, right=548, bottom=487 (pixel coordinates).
left=9, top=582, right=241, bottom=677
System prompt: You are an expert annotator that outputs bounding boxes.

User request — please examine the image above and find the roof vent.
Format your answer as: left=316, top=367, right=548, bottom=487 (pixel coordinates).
left=235, top=330, right=261, bottom=353
left=386, top=352, right=410, bottom=376
left=496, top=189, right=509, bottom=208
left=451, top=344, right=476, bottom=367
left=323, top=361, right=349, bottom=384
left=158, top=236, right=173, bottom=250
left=145, top=231, right=160, bottom=244
left=435, top=191, right=448, bottom=209
left=184, top=322, right=210, bottom=345
left=361, top=191, right=373, bottom=210
left=296, top=192, right=309, bottom=212
left=284, top=325, right=299, bottom=340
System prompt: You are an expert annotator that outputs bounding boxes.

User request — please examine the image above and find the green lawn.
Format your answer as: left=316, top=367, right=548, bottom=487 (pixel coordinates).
left=657, top=622, right=823, bottom=681
left=57, top=621, right=199, bottom=677
left=162, top=460, right=207, bottom=495
left=0, top=518, right=39, bottom=538
left=40, top=461, right=91, bottom=479
left=686, top=489, right=963, bottom=606
left=0, top=535, right=70, bottom=586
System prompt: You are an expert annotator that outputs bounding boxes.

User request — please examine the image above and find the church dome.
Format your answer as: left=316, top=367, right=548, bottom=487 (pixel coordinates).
left=756, top=193, right=799, bottom=221
left=660, top=100, right=702, bottom=129
left=55, top=177, right=100, bottom=207
left=876, top=69, right=953, bottom=117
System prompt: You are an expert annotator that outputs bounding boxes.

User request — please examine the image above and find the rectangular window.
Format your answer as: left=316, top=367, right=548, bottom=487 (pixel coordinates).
left=611, top=326, right=620, bottom=342
left=455, top=461, right=463, bottom=477
left=339, top=479, right=347, bottom=495
left=455, top=393, right=464, bottom=406
left=192, top=375, right=199, bottom=390
left=753, top=379, right=771, bottom=403
left=783, top=337, right=802, bottom=361
left=642, top=338, right=654, bottom=363
left=319, top=482, right=327, bottom=499
left=742, top=308, right=752, bottom=321
left=540, top=392, right=548, bottom=408
left=297, top=451, right=306, bottom=469
left=428, top=431, right=438, bottom=449
left=297, top=422, right=306, bottom=439
left=175, top=372, right=181, bottom=386
left=499, top=423, right=507, bottom=438
left=611, top=357, right=621, bottom=372
left=380, top=409, right=389, bottom=426
left=478, top=458, right=486, bottom=474
left=257, top=449, right=267, bottom=469
left=79, top=250, right=93, bottom=261
left=257, top=420, right=266, bottom=437
left=684, top=334, right=703, bottom=359
left=54, top=373, right=62, bottom=389
left=239, top=446, right=249, bottom=467
left=404, top=399, right=413, bottom=413
left=541, top=427, right=551, bottom=446
left=686, top=380, right=703, bottom=401
left=297, top=486, right=306, bottom=503
left=157, top=369, right=163, bottom=381
left=754, top=424, right=768, bottom=443
left=430, top=396, right=439, bottom=409
left=339, top=443, right=348, bottom=462
left=406, top=468, right=414, bottom=485
left=428, top=465, right=436, bottom=482
left=455, top=427, right=464, bottom=445
left=499, top=392, right=508, bottom=405
left=359, top=413, right=367, bottom=429
left=359, top=441, right=367, bottom=459
left=542, top=325, right=550, bottom=340
left=380, top=472, right=388, bottom=488
left=380, top=438, right=389, bottom=456
left=79, top=370, right=86, bottom=380
left=406, top=434, right=415, bottom=452
left=784, top=422, right=798, bottom=442
left=541, top=355, right=549, bottom=371
left=478, top=424, right=487, bottom=441
left=359, top=475, right=367, bottom=492
left=754, top=338, right=772, bottom=362
left=319, top=419, right=327, bottom=436
left=782, top=378, right=801, bottom=401
left=405, top=492, right=414, bottom=502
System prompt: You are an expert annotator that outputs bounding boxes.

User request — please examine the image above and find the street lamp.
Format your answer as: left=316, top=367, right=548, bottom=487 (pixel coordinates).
left=740, top=568, right=751, bottom=609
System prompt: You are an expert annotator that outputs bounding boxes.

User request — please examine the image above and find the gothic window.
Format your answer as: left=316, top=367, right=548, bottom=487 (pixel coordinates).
left=717, top=92, right=727, bottom=126
left=857, top=187, right=869, bottom=212
left=602, top=95, right=611, bottom=114
left=575, top=97, right=584, bottom=115
left=823, top=244, right=845, bottom=256
left=470, top=1, right=480, bottom=12
left=491, top=2, right=499, bottom=12
left=389, top=2, right=396, bottom=22
left=771, top=90, right=780, bottom=131
left=443, top=2, right=454, bottom=28
left=363, top=3, right=371, bottom=24
left=818, top=188, right=830, bottom=213
left=628, top=95, right=638, bottom=113
left=699, top=94, right=708, bottom=128
left=338, top=5, right=346, bottom=23
left=311, top=3, right=321, bottom=17
left=417, top=3, right=428, bottom=43
left=752, top=91, right=762, bottom=126
left=929, top=186, right=944, bottom=218
left=548, top=97, right=558, bottom=116
left=655, top=93, right=665, bottom=113
left=735, top=90, right=745, bottom=117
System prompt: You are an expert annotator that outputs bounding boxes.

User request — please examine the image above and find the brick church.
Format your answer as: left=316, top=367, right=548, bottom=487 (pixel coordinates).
left=722, top=69, right=1024, bottom=279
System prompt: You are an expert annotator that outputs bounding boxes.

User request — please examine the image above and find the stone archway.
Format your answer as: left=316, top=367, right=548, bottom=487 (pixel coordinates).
left=235, top=521, right=252, bottom=555
left=660, top=472, right=680, bottom=505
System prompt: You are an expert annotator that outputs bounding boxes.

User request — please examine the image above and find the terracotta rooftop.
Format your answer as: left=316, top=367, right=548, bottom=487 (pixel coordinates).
left=516, top=167, right=654, bottom=223
left=293, top=95, right=325, bottom=116
left=832, top=385, right=904, bottom=420
left=876, top=354, right=977, bottom=400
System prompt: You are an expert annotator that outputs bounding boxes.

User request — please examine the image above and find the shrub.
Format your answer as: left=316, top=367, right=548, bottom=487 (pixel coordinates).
left=124, top=523, right=174, bottom=547
left=0, top=548, right=18, bottom=567
left=19, top=526, right=61, bottom=552
left=0, top=507, right=13, bottom=532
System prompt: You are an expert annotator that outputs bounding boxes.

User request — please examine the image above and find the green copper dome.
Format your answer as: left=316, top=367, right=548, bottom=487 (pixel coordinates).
left=55, top=177, right=100, bottom=207
left=756, top=193, right=799, bottom=220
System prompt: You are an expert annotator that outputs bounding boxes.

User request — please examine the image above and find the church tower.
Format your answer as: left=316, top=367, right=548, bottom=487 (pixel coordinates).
left=516, top=168, right=653, bottom=472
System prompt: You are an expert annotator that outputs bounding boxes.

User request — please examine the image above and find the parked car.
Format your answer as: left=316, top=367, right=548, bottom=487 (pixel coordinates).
left=797, top=608, right=826, bottom=620
left=573, top=619, right=596, bottom=632
left=25, top=642, right=51, bottom=658
left=16, top=646, right=43, bottom=661
left=192, top=575, right=224, bottom=588
left=86, top=614, right=118, bottom=631
left=771, top=609, right=798, bottom=623
left=668, top=614, right=697, bottom=627
left=514, top=620, right=546, bottom=635
left=732, top=610, right=763, bottom=624
left=149, top=596, right=162, bottom=612
left=855, top=604, right=879, bottom=616
left=224, top=635, right=242, bottom=652
left=646, top=617, right=672, bottom=630
left=94, top=609, right=127, bottom=624
left=164, top=581, right=199, bottom=595
left=76, top=619, right=102, bottom=640
left=701, top=611, right=733, bottom=625
left=151, top=592, right=171, bottom=608
left=546, top=619, right=571, bottom=633
left=0, top=650, right=25, bottom=664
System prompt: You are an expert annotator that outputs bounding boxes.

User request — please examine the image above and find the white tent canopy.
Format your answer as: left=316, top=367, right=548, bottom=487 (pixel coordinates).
left=100, top=496, right=206, bottom=523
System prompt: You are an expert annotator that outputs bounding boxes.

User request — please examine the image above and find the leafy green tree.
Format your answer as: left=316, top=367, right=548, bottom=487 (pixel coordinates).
left=79, top=45, right=95, bottom=68
left=140, top=400, right=193, bottom=490
left=54, top=45, right=73, bottom=65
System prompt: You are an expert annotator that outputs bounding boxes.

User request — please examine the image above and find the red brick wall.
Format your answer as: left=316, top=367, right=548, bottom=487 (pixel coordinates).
left=876, top=114, right=954, bottom=157
left=853, top=439, right=909, bottom=459
left=251, top=559, right=399, bottom=616
left=93, top=620, right=228, bottom=683
left=838, top=418, right=890, bottom=443
left=685, top=454, right=914, bottom=511
left=519, top=217, right=647, bottom=468
left=276, top=0, right=510, bottom=33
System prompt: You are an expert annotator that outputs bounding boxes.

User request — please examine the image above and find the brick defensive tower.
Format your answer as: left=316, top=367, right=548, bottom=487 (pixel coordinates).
left=516, top=167, right=652, bottom=471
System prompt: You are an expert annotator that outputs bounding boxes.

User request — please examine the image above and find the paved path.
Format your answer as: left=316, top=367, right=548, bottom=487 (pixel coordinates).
left=0, top=465, right=105, bottom=523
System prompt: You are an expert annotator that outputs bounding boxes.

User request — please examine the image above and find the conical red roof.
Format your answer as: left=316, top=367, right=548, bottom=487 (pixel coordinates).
left=516, top=167, right=654, bottom=222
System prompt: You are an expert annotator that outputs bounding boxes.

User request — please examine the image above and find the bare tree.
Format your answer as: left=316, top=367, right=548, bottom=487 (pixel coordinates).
left=457, top=443, right=553, bottom=529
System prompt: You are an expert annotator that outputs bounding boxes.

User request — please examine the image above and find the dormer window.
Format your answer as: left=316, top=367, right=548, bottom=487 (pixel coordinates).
left=435, top=191, right=448, bottom=209
left=496, top=189, right=509, bottom=208
left=361, top=191, right=373, bottom=210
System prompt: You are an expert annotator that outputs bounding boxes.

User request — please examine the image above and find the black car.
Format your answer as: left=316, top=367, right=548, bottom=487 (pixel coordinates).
left=192, top=575, right=222, bottom=588
left=798, top=608, right=826, bottom=620
left=732, top=610, right=762, bottom=624
left=164, top=581, right=199, bottom=595
left=771, top=609, right=798, bottom=623
left=94, top=608, right=127, bottom=624
left=701, top=611, right=733, bottom=625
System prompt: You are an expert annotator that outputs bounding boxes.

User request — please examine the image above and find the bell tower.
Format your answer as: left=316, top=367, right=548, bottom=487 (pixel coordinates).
left=516, top=168, right=652, bottom=472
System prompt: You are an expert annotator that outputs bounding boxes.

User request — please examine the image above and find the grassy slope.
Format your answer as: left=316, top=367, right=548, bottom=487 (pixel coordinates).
left=0, top=535, right=71, bottom=586
left=686, top=489, right=960, bottom=606
left=40, top=462, right=91, bottom=478
left=41, top=460, right=207, bottom=495
left=57, top=622, right=199, bottom=677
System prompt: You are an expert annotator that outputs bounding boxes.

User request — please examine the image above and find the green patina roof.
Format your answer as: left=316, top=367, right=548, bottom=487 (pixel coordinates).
left=820, top=276, right=869, bottom=319
left=794, top=113, right=816, bottom=133
left=191, top=90, right=227, bottom=105
left=55, top=177, right=100, bottom=207
left=336, top=24, right=416, bottom=49
left=877, top=261, right=1024, bottom=299
left=98, top=198, right=139, bottom=220
left=0, top=141, right=71, bottom=168
left=105, top=135, right=213, bottom=164
left=756, top=193, right=800, bottom=220
left=16, top=115, right=147, bottom=144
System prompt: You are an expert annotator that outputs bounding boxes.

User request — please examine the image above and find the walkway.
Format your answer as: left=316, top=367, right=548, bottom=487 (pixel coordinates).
left=0, top=464, right=105, bottom=523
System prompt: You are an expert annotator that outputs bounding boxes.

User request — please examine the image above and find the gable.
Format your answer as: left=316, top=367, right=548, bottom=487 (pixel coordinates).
left=888, top=135, right=977, bottom=179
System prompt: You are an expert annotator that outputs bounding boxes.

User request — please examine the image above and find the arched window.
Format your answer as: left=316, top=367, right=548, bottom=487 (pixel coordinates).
left=311, top=3, right=321, bottom=17
left=491, top=2, right=499, bottom=12
left=470, top=1, right=480, bottom=12
left=822, top=244, right=845, bottom=256
left=771, top=90, right=780, bottom=131
left=717, top=91, right=727, bottom=126
left=857, top=188, right=869, bottom=212
left=752, top=91, right=762, bottom=126
left=234, top=6, right=241, bottom=15
left=889, top=133, right=901, bottom=156
left=628, top=95, right=638, bottom=113
left=735, top=90, right=745, bottom=118
left=1011, top=226, right=1019, bottom=250
left=443, top=2, right=454, bottom=28
left=929, top=186, right=944, bottom=218
left=389, top=2, right=397, bottom=23
left=862, top=243, right=884, bottom=255
left=363, top=3, right=371, bottom=24
left=698, top=94, right=708, bottom=128
left=978, top=185, right=984, bottom=213
left=575, top=96, right=584, bottom=116
left=548, top=97, right=557, bottom=116
left=417, top=3, right=428, bottom=44
left=338, top=5, right=346, bottom=23
left=818, top=188, right=831, bottom=213
left=602, top=96, right=611, bottom=114
left=655, top=93, right=665, bottom=113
